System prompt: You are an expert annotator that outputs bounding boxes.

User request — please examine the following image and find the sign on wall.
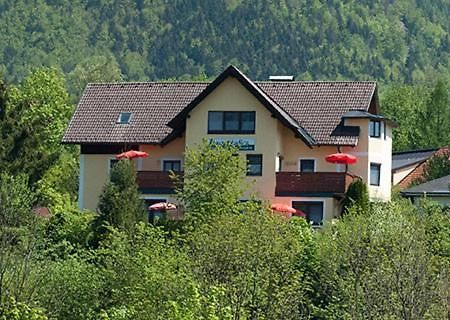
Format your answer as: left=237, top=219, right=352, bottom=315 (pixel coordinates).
left=210, top=138, right=255, bottom=151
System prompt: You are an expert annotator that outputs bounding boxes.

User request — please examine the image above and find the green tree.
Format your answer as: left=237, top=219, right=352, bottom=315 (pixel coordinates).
left=0, top=68, right=74, bottom=184
left=315, top=200, right=448, bottom=319
left=92, top=159, right=146, bottom=246
left=341, top=179, right=369, bottom=214
left=0, top=297, right=47, bottom=320
left=413, top=149, right=450, bottom=185
left=67, top=55, right=123, bottom=100
left=189, top=211, right=315, bottom=319
left=0, top=173, right=40, bottom=305
left=418, top=79, right=450, bottom=148
left=174, top=141, right=247, bottom=225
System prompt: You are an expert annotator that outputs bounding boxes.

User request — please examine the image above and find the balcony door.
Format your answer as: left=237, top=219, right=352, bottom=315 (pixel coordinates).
left=292, top=201, right=324, bottom=226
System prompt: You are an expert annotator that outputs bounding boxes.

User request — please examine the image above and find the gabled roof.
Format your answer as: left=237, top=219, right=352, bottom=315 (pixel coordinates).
left=401, top=174, right=450, bottom=196
left=168, top=65, right=315, bottom=146
left=392, top=148, right=438, bottom=171
left=62, top=65, right=378, bottom=146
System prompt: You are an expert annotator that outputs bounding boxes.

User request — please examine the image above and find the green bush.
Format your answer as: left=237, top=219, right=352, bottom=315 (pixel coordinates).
left=315, top=201, right=448, bottom=319
left=341, top=179, right=369, bottom=214
left=189, top=209, right=316, bottom=319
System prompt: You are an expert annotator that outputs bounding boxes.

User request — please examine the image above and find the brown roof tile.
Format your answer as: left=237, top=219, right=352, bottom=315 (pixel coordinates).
left=63, top=69, right=377, bottom=146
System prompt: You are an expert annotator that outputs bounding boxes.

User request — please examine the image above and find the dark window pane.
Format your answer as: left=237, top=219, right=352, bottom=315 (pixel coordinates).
left=224, top=112, right=240, bottom=131
left=208, top=112, right=223, bottom=132
left=370, top=163, right=381, bottom=186
left=246, top=154, right=262, bottom=176
left=292, top=201, right=324, bottom=226
left=369, top=120, right=380, bottom=138
left=163, top=160, right=181, bottom=172
left=300, top=159, right=315, bottom=172
left=117, top=112, right=132, bottom=124
left=241, top=112, right=255, bottom=132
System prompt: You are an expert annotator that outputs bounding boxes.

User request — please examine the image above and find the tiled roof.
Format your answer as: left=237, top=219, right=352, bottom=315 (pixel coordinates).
left=63, top=82, right=206, bottom=144
left=63, top=67, right=377, bottom=146
left=258, top=81, right=375, bottom=145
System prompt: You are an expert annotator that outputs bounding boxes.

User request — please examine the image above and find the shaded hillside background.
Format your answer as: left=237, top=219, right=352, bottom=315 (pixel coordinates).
left=0, top=0, right=449, bottom=152
left=0, top=0, right=449, bottom=92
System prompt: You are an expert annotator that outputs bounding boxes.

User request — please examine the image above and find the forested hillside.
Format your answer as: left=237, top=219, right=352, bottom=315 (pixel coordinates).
left=0, top=0, right=449, bottom=95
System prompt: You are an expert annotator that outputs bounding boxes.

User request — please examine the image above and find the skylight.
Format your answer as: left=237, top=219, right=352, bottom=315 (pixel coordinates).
left=117, top=112, right=132, bottom=124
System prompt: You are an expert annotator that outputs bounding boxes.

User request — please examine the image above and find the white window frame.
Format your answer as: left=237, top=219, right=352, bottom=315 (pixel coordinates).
left=161, top=158, right=183, bottom=172
left=370, top=162, right=381, bottom=186
left=298, top=158, right=316, bottom=172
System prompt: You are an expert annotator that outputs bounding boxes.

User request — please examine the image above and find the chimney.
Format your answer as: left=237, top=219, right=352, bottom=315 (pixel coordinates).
left=269, top=75, right=294, bottom=81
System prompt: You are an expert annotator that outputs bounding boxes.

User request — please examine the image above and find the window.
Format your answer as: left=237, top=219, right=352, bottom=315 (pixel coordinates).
left=246, top=154, right=262, bottom=176
left=370, top=163, right=381, bottom=186
left=117, top=112, right=132, bottom=124
left=300, top=159, right=315, bottom=172
left=208, top=111, right=255, bottom=133
left=109, top=159, right=119, bottom=171
left=369, top=120, right=381, bottom=138
left=163, top=160, right=181, bottom=172
left=292, top=201, right=324, bottom=226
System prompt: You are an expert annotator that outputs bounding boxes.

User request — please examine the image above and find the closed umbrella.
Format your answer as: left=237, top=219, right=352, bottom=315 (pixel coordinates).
left=115, top=150, right=149, bottom=160
left=149, top=202, right=177, bottom=211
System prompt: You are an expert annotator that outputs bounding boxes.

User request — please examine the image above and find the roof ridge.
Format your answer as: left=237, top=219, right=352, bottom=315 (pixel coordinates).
left=392, top=148, right=439, bottom=155
left=86, top=81, right=210, bottom=86
left=256, top=80, right=377, bottom=84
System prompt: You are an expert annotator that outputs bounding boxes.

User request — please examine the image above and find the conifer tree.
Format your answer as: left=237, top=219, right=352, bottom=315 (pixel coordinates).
left=92, top=159, right=146, bottom=246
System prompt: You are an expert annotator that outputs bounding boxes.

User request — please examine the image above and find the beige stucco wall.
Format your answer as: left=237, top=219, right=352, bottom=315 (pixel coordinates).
left=185, top=76, right=279, bottom=201
left=80, top=154, right=117, bottom=210
left=140, top=137, right=185, bottom=171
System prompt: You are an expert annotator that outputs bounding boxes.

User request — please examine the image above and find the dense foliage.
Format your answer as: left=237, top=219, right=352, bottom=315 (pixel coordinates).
left=1, top=1, right=450, bottom=318
left=0, top=0, right=449, bottom=99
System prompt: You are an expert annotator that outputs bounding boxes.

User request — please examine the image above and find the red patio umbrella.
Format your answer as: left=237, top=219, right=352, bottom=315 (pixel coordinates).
left=325, top=153, right=357, bottom=164
left=293, top=209, right=306, bottom=218
left=115, top=150, right=149, bottom=160
left=271, top=203, right=297, bottom=214
left=326, top=152, right=357, bottom=173
left=149, top=202, right=177, bottom=211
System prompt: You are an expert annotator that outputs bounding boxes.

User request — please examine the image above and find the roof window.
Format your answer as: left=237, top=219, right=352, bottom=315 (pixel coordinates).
left=117, top=112, right=132, bottom=124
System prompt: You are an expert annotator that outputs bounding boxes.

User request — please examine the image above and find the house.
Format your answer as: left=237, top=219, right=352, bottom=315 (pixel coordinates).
left=401, top=174, right=450, bottom=207
left=392, top=147, right=449, bottom=189
left=63, top=65, right=394, bottom=225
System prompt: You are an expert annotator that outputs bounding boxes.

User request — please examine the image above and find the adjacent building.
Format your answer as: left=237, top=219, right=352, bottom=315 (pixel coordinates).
left=63, top=65, right=394, bottom=225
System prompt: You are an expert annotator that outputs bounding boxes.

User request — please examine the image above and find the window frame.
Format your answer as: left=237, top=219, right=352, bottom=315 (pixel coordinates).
left=117, top=112, right=132, bottom=124
left=299, top=158, right=316, bottom=172
left=369, top=120, right=381, bottom=138
left=208, top=111, right=256, bottom=134
left=246, top=154, right=263, bottom=176
left=370, top=163, right=381, bottom=186
left=161, top=159, right=182, bottom=172
left=292, top=201, right=324, bottom=227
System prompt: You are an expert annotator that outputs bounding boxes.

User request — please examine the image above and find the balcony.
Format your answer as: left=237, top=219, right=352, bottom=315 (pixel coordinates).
left=275, top=172, right=355, bottom=197
left=137, top=171, right=181, bottom=194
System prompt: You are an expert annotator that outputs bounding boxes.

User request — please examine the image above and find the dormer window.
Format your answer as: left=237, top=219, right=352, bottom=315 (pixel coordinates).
left=117, top=112, right=132, bottom=124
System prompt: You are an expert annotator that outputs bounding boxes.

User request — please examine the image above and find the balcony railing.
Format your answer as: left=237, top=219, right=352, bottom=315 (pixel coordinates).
left=137, top=171, right=181, bottom=194
left=275, top=172, right=355, bottom=196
